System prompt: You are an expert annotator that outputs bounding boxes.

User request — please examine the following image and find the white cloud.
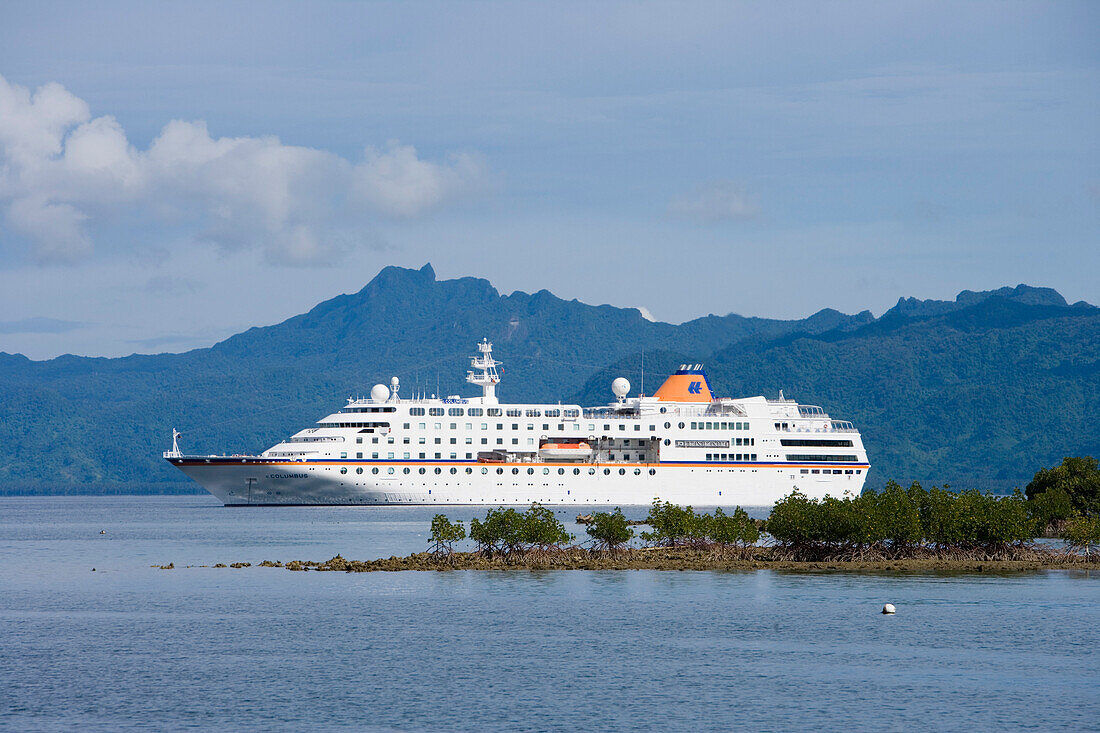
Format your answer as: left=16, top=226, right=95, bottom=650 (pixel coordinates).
left=0, top=75, right=488, bottom=264
left=668, top=182, right=758, bottom=223
left=636, top=306, right=656, bottom=322
left=353, top=142, right=486, bottom=218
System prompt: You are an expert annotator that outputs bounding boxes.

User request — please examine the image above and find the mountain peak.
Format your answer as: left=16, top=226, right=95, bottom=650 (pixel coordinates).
left=884, top=284, right=1075, bottom=320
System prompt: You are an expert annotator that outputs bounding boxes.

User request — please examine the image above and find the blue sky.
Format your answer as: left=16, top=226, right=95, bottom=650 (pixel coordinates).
left=0, top=1, right=1097, bottom=358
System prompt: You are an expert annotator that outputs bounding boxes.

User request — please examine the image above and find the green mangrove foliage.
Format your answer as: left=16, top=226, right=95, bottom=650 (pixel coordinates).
left=585, top=508, right=634, bottom=551
left=766, top=482, right=1036, bottom=559
left=1061, top=515, right=1100, bottom=557
left=639, top=500, right=758, bottom=550
left=428, top=514, right=466, bottom=556
left=468, top=504, right=573, bottom=557
left=1026, top=456, right=1100, bottom=517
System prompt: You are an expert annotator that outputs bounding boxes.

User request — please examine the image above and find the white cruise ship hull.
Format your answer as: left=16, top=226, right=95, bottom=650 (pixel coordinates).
left=173, top=458, right=868, bottom=506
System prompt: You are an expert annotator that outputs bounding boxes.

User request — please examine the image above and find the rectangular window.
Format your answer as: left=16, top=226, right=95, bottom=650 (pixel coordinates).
left=751, top=454, right=757, bottom=461
left=691, top=422, right=697, bottom=430
left=372, top=452, right=379, bottom=459
left=512, top=424, right=519, bottom=430
left=449, top=438, right=456, bottom=444
left=634, top=424, right=640, bottom=431
left=487, top=408, right=502, bottom=417
left=429, top=408, right=444, bottom=416
left=465, top=423, right=472, bottom=430
left=409, top=408, right=425, bottom=416
left=466, top=453, right=472, bottom=459
left=387, top=452, right=394, bottom=459
left=527, top=424, right=534, bottom=431
left=449, top=423, right=456, bottom=430
left=402, top=423, right=410, bottom=429
left=372, top=437, right=379, bottom=444
left=419, top=423, right=425, bottom=430
left=465, top=437, right=472, bottom=444
left=801, top=469, right=809, bottom=474
left=434, top=423, right=441, bottom=430
left=419, top=437, right=426, bottom=444
left=356, top=452, right=363, bottom=458
left=435, top=452, right=441, bottom=459
left=434, top=438, right=441, bottom=444
left=403, top=437, right=410, bottom=444
left=511, top=438, right=519, bottom=445
left=481, top=438, right=487, bottom=444
left=356, top=437, right=363, bottom=444
left=340, top=452, right=347, bottom=458
left=448, top=408, right=463, bottom=417
left=450, top=452, right=457, bottom=459
left=496, top=438, right=503, bottom=445
left=419, top=452, right=425, bottom=459
left=403, top=452, right=410, bottom=459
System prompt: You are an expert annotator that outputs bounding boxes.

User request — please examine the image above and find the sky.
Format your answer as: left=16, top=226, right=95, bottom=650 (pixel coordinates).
left=0, top=0, right=1097, bottom=359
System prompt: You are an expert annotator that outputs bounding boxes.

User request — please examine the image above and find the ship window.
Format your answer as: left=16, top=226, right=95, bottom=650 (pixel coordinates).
left=856, top=470, right=862, bottom=474
left=469, top=408, right=483, bottom=417
left=434, top=438, right=441, bottom=444
left=801, top=469, right=809, bottom=474
left=512, top=424, right=519, bottom=430
left=466, top=467, right=473, bottom=474
left=564, top=409, right=579, bottom=418
left=691, top=422, right=697, bottom=430
left=527, top=424, right=534, bottom=430
left=634, top=468, right=641, bottom=475
left=403, top=423, right=410, bottom=429
left=481, top=438, right=488, bottom=445
left=449, top=423, right=456, bottom=430
left=387, top=452, right=394, bottom=459
left=340, top=452, right=347, bottom=458
left=497, top=468, right=504, bottom=474
left=448, top=408, right=463, bottom=417
left=356, top=452, right=363, bottom=459
left=513, top=468, right=520, bottom=475
left=751, top=454, right=757, bottom=460
left=372, top=452, right=379, bottom=459
left=429, top=408, right=444, bottom=416
left=403, top=452, right=410, bottom=459
left=558, top=468, right=565, bottom=475
left=705, top=454, right=711, bottom=461
left=545, top=409, right=560, bottom=417
left=588, top=468, right=596, bottom=475
left=811, top=469, right=820, bottom=474
left=387, top=467, right=394, bottom=474
left=487, top=408, right=502, bottom=417
left=449, top=438, right=456, bottom=444
left=542, top=424, right=549, bottom=431
left=449, top=453, right=456, bottom=459
left=340, top=467, right=347, bottom=474
left=604, top=469, right=611, bottom=475
left=466, top=453, right=472, bottom=459
left=410, top=408, right=425, bottom=416
left=506, top=409, right=521, bottom=417
left=663, top=439, right=670, bottom=446
left=356, top=467, right=363, bottom=474
left=678, top=422, right=685, bottom=429
left=573, top=468, right=580, bottom=475
left=527, top=468, right=534, bottom=475
left=434, top=468, right=441, bottom=474
left=609, top=453, right=615, bottom=460
left=372, top=467, right=379, bottom=474
left=649, top=469, right=656, bottom=475
left=482, top=468, right=488, bottom=474
left=525, top=410, right=541, bottom=417
left=465, top=437, right=472, bottom=444
left=604, top=425, right=610, bottom=431
left=419, top=468, right=426, bottom=474
left=356, top=437, right=363, bottom=444
left=512, top=438, right=519, bottom=445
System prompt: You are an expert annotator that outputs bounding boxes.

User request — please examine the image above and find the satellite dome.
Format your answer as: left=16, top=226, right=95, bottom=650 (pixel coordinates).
left=370, top=384, right=390, bottom=402
left=390, top=376, right=400, bottom=387
left=612, top=377, right=630, bottom=398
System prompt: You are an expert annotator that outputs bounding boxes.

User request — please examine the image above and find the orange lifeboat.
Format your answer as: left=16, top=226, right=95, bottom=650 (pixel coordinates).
left=539, top=441, right=593, bottom=460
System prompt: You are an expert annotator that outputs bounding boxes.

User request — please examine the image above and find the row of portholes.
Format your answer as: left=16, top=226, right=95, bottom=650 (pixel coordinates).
left=339, top=466, right=659, bottom=477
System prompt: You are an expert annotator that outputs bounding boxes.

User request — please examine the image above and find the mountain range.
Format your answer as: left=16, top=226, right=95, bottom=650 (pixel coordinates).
left=2, top=264, right=1097, bottom=494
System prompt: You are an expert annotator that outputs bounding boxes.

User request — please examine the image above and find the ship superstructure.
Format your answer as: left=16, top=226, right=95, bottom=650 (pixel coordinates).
left=165, top=340, right=869, bottom=505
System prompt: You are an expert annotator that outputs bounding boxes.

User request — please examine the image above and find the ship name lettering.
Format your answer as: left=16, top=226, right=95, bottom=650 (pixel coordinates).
left=675, top=440, right=729, bottom=448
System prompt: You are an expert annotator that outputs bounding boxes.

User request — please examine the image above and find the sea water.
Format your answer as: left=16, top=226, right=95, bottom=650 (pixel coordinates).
left=1, top=496, right=1097, bottom=732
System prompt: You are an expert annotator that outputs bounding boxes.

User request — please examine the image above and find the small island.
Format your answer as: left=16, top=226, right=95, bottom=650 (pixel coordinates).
left=182, top=458, right=1100, bottom=573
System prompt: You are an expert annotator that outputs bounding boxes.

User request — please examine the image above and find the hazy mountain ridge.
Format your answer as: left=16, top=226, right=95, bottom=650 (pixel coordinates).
left=1, top=266, right=1095, bottom=494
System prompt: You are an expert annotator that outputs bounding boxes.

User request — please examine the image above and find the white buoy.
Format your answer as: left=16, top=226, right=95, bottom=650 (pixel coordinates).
left=882, top=603, right=896, bottom=615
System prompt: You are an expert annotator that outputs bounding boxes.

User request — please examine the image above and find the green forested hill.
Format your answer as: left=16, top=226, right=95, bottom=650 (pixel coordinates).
left=1, top=265, right=1096, bottom=493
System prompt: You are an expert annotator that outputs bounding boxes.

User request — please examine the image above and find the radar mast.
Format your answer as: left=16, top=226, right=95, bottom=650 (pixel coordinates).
left=466, top=339, right=501, bottom=404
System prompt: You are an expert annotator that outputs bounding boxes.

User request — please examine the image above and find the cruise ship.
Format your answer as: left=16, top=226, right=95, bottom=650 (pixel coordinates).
left=165, top=340, right=869, bottom=506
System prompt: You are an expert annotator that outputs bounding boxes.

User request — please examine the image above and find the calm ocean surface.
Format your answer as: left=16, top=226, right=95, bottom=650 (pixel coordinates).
left=1, top=496, right=1097, bottom=732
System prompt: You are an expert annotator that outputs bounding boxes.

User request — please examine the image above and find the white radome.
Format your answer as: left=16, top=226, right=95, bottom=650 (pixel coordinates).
left=370, top=384, right=390, bottom=402
left=612, top=377, right=630, bottom=398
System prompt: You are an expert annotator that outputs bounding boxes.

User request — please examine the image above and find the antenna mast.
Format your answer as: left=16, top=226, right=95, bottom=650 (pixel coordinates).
left=466, top=338, right=501, bottom=404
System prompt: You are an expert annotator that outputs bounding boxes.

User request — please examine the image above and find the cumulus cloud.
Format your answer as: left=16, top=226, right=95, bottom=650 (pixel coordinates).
left=0, top=75, right=488, bottom=264
left=668, top=182, right=758, bottom=223
left=353, top=142, right=487, bottom=218
left=0, top=316, right=88, bottom=334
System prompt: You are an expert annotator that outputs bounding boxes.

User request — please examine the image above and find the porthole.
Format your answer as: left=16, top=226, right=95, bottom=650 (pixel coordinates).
left=649, top=468, right=656, bottom=476
left=340, top=467, right=348, bottom=474
left=527, top=468, right=535, bottom=475
left=387, top=467, right=394, bottom=474
left=435, top=467, right=442, bottom=475
left=497, top=468, right=504, bottom=475
left=589, top=468, right=596, bottom=475
left=660, top=407, right=667, bottom=414
left=450, top=467, right=457, bottom=475
left=634, top=468, right=641, bottom=475
left=419, top=467, right=426, bottom=475
left=403, top=467, right=410, bottom=474
left=466, top=467, right=473, bottom=474
left=619, top=468, right=626, bottom=475
left=372, top=467, right=379, bottom=474
left=356, top=467, right=363, bottom=474
left=678, top=422, right=685, bottom=429
left=664, top=422, right=670, bottom=429
left=604, top=468, right=611, bottom=475
left=573, top=468, right=581, bottom=475
left=543, top=468, right=550, bottom=475
left=558, top=468, right=565, bottom=475
left=512, top=468, right=520, bottom=475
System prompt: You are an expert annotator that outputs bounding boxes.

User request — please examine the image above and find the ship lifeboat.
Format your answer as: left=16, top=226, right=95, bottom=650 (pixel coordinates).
left=539, top=442, right=593, bottom=460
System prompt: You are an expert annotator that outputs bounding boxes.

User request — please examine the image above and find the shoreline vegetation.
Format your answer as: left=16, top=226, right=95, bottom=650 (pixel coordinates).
left=160, top=458, right=1100, bottom=574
